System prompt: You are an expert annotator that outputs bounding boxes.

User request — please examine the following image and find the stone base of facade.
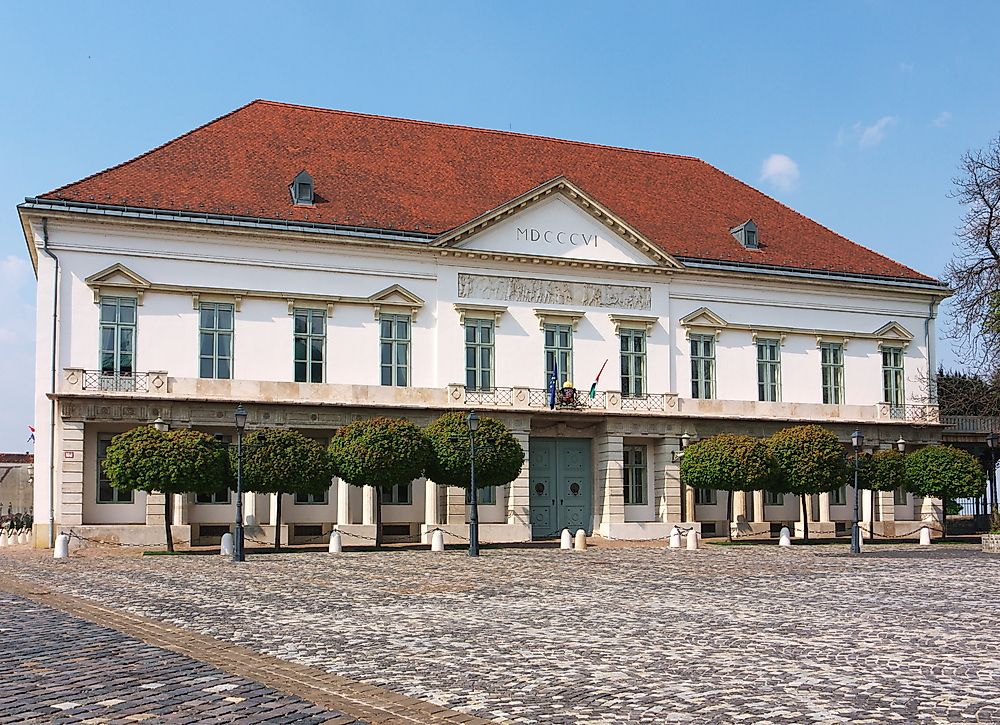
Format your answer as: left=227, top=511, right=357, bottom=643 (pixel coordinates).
left=597, top=521, right=697, bottom=541
left=794, top=522, right=837, bottom=539
left=863, top=521, right=940, bottom=540
left=58, top=524, right=193, bottom=549
left=732, top=521, right=773, bottom=539
left=420, top=523, right=532, bottom=545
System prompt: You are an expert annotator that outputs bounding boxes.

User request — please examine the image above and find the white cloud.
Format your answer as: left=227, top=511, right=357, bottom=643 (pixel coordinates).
left=760, top=153, right=800, bottom=192
left=898, top=61, right=913, bottom=73
left=931, top=111, right=952, bottom=128
left=0, top=255, right=37, bottom=450
left=837, top=116, right=898, bottom=148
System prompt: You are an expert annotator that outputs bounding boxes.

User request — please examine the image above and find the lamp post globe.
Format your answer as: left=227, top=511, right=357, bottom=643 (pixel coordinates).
left=233, top=404, right=248, bottom=563
left=850, top=429, right=864, bottom=554
left=466, top=410, right=480, bottom=557
left=896, top=436, right=906, bottom=454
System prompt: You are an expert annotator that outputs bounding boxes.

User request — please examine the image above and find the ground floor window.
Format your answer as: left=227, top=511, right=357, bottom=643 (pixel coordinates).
left=97, top=434, right=132, bottom=504
left=766, top=490, right=784, bottom=506
left=622, top=445, right=647, bottom=505
left=893, top=486, right=907, bottom=506
left=295, top=491, right=329, bottom=505
left=382, top=483, right=412, bottom=505
left=694, top=487, right=717, bottom=505
left=465, top=487, right=497, bottom=505
left=830, top=485, right=847, bottom=506
left=196, top=490, right=230, bottom=504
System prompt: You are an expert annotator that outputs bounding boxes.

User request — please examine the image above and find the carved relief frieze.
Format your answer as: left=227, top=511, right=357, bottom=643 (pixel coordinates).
left=458, top=273, right=651, bottom=311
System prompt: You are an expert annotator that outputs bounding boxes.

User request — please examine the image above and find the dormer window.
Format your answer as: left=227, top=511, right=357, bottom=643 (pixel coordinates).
left=731, top=219, right=759, bottom=249
left=290, top=170, right=314, bottom=206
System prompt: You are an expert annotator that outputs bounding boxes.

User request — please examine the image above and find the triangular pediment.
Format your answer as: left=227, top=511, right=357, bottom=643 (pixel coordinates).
left=433, top=177, right=683, bottom=269
left=679, top=307, right=728, bottom=329
left=368, top=284, right=424, bottom=306
left=873, top=321, right=913, bottom=341
left=85, top=263, right=151, bottom=289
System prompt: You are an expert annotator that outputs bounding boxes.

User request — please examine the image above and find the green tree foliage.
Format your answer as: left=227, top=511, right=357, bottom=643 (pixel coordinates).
left=328, top=417, right=431, bottom=546
left=424, top=412, right=524, bottom=489
left=854, top=449, right=907, bottom=491
left=103, top=426, right=229, bottom=551
left=237, top=428, right=334, bottom=549
left=680, top=434, right=775, bottom=539
left=768, top=425, right=848, bottom=539
left=904, top=445, right=985, bottom=536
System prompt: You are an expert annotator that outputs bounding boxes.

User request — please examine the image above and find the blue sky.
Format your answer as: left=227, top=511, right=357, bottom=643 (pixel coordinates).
left=1, top=1, right=998, bottom=451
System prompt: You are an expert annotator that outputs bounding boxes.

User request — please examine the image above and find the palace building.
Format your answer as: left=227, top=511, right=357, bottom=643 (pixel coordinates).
left=20, top=100, right=950, bottom=548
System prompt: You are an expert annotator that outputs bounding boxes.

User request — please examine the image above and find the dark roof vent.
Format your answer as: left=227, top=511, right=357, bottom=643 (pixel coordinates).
left=289, top=170, right=314, bottom=206
left=730, top=219, right=759, bottom=249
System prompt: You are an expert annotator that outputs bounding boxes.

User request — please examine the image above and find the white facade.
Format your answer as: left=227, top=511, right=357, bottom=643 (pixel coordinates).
left=23, top=177, right=947, bottom=548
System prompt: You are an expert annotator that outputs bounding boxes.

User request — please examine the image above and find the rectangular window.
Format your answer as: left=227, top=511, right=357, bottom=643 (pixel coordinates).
left=544, top=323, right=573, bottom=386
left=893, top=486, right=907, bottom=506
left=464, top=319, right=494, bottom=391
left=465, top=487, right=497, bottom=505
left=293, top=308, right=326, bottom=383
left=99, top=296, right=136, bottom=376
left=199, top=302, right=233, bottom=379
left=380, top=314, right=410, bottom=387
left=766, top=490, right=784, bottom=506
left=97, top=434, right=132, bottom=504
left=690, top=334, right=715, bottom=399
left=820, top=342, right=845, bottom=405
left=622, top=445, right=648, bottom=505
left=882, top=347, right=905, bottom=407
left=757, top=338, right=781, bottom=402
left=381, top=482, right=412, bottom=505
left=694, top=488, right=717, bottom=506
left=295, top=491, right=329, bottom=505
left=830, top=485, right=847, bottom=506
left=619, top=329, right=646, bottom=398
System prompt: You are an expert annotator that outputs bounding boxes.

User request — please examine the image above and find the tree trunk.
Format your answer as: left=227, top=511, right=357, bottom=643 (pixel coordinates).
left=869, top=490, right=876, bottom=543
left=375, top=493, right=383, bottom=548
left=726, top=489, right=733, bottom=541
left=164, top=493, right=174, bottom=553
left=941, top=499, right=948, bottom=541
left=274, top=491, right=282, bottom=551
left=800, top=494, right=809, bottom=541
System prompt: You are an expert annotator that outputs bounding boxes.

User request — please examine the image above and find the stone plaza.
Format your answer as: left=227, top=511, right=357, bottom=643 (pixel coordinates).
left=1, top=542, right=998, bottom=724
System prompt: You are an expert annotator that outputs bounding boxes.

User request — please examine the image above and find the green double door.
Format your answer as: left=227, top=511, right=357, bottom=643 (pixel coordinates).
left=529, top=438, right=592, bottom=538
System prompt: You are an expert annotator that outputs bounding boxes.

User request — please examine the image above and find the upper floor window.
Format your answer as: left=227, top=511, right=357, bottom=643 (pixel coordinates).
left=882, top=347, right=905, bottom=407
left=619, top=329, right=646, bottom=398
left=294, top=308, right=326, bottom=383
left=544, top=323, right=573, bottom=387
left=99, top=297, right=136, bottom=376
left=199, top=302, right=233, bottom=379
left=757, top=338, right=781, bottom=402
left=97, top=433, right=132, bottom=504
left=382, top=482, right=412, bottom=505
left=690, top=334, right=715, bottom=399
left=820, top=342, right=845, bottom=405
left=623, top=445, right=648, bottom=505
left=465, top=318, right=494, bottom=391
left=380, top=314, right=411, bottom=387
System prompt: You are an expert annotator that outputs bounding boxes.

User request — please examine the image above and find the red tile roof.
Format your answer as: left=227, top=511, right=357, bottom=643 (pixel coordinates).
left=40, top=100, right=935, bottom=282
left=0, top=454, right=32, bottom=464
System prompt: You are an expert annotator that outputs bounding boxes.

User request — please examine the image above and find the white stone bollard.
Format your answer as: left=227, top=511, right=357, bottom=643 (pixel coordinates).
left=574, top=529, right=587, bottom=550
left=18, top=531, right=28, bottom=545
left=329, top=530, right=343, bottom=553
left=686, top=529, right=699, bottom=550
left=919, top=526, right=931, bottom=546
left=779, top=526, right=792, bottom=547
left=669, top=526, right=682, bottom=549
left=431, top=529, right=444, bottom=552
left=560, top=528, right=572, bottom=550
left=220, top=532, right=234, bottom=556
left=54, top=534, right=70, bottom=559
left=246, top=514, right=257, bottom=527
left=0, top=531, right=7, bottom=547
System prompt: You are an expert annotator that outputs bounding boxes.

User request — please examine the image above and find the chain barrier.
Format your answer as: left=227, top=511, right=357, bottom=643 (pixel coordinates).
left=60, top=530, right=192, bottom=549
left=857, top=522, right=944, bottom=539
left=594, top=525, right=695, bottom=543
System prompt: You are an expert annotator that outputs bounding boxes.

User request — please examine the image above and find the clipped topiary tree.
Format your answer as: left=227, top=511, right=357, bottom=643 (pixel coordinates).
left=680, top=433, right=776, bottom=540
left=768, top=425, right=848, bottom=540
left=852, top=449, right=907, bottom=537
left=904, top=445, right=985, bottom=538
left=237, top=428, right=334, bottom=550
left=424, top=412, right=525, bottom=492
left=103, top=426, right=229, bottom=552
left=328, top=417, right=432, bottom=547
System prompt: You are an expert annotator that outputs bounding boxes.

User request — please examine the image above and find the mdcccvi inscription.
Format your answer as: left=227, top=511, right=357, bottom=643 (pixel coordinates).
left=457, top=273, right=651, bottom=311
left=516, top=227, right=599, bottom=247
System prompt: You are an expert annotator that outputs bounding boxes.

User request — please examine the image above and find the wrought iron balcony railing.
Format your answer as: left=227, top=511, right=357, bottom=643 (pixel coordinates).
left=63, top=368, right=169, bottom=394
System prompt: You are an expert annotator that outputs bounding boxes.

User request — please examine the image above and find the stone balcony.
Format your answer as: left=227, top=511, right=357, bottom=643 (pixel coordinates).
left=60, top=369, right=939, bottom=425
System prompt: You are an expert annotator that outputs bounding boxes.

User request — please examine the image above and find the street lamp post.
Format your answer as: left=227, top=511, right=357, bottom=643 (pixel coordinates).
left=987, top=432, right=998, bottom=527
left=466, top=410, right=480, bottom=558
left=851, top=429, right=864, bottom=554
left=234, top=404, right=248, bottom=563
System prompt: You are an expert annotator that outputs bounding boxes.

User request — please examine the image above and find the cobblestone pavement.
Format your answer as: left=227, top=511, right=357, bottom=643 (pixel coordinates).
left=0, top=590, right=362, bottom=724
left=2, top=543, right=999, bottom=724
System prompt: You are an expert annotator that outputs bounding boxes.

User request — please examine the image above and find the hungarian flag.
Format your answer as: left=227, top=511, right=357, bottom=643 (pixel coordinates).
left=589, top=359, right=608, bottom=399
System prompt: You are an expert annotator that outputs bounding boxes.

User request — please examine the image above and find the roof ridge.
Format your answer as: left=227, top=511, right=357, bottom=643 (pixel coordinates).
left=251, top=99, right=702, bottom=163
left=42, top=100, right=260, bottom=198
left=690, top=157, right=934, bottom=281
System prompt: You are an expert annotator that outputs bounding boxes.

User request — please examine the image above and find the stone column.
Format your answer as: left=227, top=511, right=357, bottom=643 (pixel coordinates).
left=173, top=493, right=189, bottom=525
left=336, top=479, right=350, bottom=526
left=819, top=491, right=832, bottom=523
left=684, top=484, right=697, bottom=523
left=424, top=480, right=439, bottom=527
left=732, top=490, right=747, bottom=522
left=753, top=490, right=765, bottom=523
left=446, top=486, right=466, bottom=524
left=268, top=493, right=280, bottom=525
left=877, top=490, right=896, bottom=522
left=507, top=430, right=530, bottom=528
left=362, top=486, right=377, bottom=525
left=596, top=433, right=625, bottom=532
left=145, top=492, right=165, bottom=528
left=243, top=491, right=259, bottom=524
left=60, top=420, right=85, bottom=527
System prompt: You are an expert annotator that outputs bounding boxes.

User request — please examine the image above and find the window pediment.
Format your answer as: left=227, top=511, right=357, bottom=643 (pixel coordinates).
left=679, top=307, right=727, bottom=339
left=534, top=308, right=585, bottom=330
left=609, top=314, right=658, bottom=335
left=369, top=284, right=424, bottom=320
left=85, top=263, right=151, bottom=304
left=454, top=303, right=506, bottom=327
